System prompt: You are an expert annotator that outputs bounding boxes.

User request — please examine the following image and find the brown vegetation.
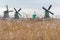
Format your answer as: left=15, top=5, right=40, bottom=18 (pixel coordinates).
left=0, top=18, right=60, bottom=40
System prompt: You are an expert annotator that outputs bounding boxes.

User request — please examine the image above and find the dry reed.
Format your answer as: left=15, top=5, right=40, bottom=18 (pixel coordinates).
left=0, top=18, right=60, bottom=40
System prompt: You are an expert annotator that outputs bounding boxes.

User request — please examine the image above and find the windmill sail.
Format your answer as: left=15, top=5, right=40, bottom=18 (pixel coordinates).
left=18, top=8, right=21, bottom=12
left=14, top=8, right=17, bottom=12
left=48, top=5, right=52, bottom=10
left=42, top=7, right=54, bottom=15
left=6, top=5, right=8, bottom=11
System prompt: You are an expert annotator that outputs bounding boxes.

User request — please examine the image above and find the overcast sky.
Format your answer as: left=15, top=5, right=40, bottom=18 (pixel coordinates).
left=0, top=0, right=59, bottom=8
left=0, top=0, right=60, bottom=18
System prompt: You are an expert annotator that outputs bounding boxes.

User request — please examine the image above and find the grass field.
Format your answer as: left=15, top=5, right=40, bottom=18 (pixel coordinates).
left=0, top=18, right=60, bottom=40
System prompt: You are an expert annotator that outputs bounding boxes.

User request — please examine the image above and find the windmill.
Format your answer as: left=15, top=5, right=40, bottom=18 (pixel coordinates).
left=3, top=5, right=13, bottom=18
left=14, top=8, right=21, bottom=19
left=32, top=11, right=37, bottom=19
left=42, top=5, right=54, bottom=18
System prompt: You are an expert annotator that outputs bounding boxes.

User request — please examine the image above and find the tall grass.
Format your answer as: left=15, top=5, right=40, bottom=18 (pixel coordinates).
left=0, top=18, right=60, bottom=40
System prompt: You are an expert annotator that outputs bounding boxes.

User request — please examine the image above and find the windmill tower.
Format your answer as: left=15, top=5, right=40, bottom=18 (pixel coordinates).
left=32, top=11, right=37, bottom=19
left=42, top=5, right=54, bottom=18
left=14, top=8, right=21, bottom=19
left=3, top=5, right=13, bottom=18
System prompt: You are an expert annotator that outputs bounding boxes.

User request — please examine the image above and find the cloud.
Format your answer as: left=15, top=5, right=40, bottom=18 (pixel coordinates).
left=0, top=7, right=60, bottom=18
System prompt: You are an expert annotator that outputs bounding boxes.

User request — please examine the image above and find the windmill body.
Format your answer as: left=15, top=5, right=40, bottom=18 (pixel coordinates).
left=32, top=11, right=37, bottom=19
left=45, top=11, right=50, bottom=18
left=32, top=14, right=36, bottom=19
left=14, top=12, right=20, bottom=19
left=4, top=11, right=9, bottom=18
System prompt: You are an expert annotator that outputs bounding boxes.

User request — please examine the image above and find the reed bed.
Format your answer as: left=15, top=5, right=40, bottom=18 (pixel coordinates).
left=0, top=18, right=60, bottom=40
